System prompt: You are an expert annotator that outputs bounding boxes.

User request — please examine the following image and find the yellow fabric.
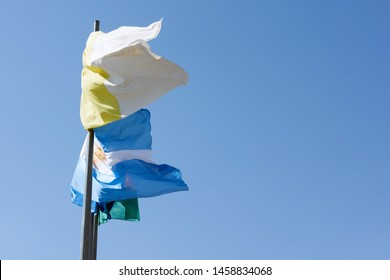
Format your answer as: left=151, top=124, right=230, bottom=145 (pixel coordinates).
left=80, top=32, right=121, bottom=129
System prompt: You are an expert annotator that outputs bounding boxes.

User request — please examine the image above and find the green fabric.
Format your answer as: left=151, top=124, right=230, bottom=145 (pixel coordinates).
left=99, top=199, right=140, bottom=225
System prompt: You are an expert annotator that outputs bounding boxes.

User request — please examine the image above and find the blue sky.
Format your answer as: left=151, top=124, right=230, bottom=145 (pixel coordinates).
left=0, top=0, right=389, bottom=260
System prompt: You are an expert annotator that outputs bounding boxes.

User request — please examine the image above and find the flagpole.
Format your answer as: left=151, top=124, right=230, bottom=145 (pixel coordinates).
left=89, top=20, right=100, bottom=260
left=80, top=20, right=100, bottom=260
left=91, top=210, right=99, bottom=259
left=80, top=129, right=94, bottom=260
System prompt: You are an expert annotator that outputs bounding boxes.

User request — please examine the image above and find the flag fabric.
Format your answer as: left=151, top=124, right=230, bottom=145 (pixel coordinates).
left=98, top=199, right=140, bottom=225
left=70, top=109, right=188, bottom=210
left=81, top=19, right=188, bottom=129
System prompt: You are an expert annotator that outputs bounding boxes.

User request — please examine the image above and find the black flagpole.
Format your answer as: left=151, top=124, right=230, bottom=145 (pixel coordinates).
left=80, top=129, right=95, bottom=260
left=90, top=19, right=100, bottom=260
left=80, top=20, right=100, bottom=260
left=91, top=208, right=99, bottom=259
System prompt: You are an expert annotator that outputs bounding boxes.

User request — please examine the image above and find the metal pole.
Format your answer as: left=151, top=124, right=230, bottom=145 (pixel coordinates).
left=90, top=20, right=100, bottom=260
left=94, top=20, right=100, bottom=33
left=80, top=129, right=95, bottom=259
left=80, top=20, right=100, bottom=260
left=91, top=212, right=99, bottom=259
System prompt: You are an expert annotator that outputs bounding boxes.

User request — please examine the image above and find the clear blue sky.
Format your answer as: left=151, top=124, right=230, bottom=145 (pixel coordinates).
left=0, top=0, right=389, bottom=260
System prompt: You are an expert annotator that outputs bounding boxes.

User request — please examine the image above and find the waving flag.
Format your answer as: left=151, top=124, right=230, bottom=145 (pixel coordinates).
left=81, top=19, right=188, bottom=129
left=98, top=199, right=140, bottom=225
left=71, top=109, right=188, bottom=208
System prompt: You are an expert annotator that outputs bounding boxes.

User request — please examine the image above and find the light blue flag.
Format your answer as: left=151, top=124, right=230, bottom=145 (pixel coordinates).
left=70, top=109, right=188, bottom=209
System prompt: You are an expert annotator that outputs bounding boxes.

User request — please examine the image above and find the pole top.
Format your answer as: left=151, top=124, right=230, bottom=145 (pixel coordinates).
left=94, top=20, right=100, bottom=32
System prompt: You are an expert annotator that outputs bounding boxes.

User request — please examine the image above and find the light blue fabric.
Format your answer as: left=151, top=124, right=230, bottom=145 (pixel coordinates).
left=95, top=109, right=152, bottom=152
left=70, top=109, right=188, bottom=208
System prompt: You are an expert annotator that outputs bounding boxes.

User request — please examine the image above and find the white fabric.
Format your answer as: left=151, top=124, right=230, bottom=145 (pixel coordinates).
left=89, top=19, right=162, bottom=64
left=79, top=135, right=153, bottom=176
left=105, top=150, right=154, bottom=166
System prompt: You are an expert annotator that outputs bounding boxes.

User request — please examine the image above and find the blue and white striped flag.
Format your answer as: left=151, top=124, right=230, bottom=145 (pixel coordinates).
left=70, top=109, right=188, bottom=208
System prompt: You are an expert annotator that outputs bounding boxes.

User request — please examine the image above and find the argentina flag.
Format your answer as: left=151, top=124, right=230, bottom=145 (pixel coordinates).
left=70, top=109, right=188, bottom=209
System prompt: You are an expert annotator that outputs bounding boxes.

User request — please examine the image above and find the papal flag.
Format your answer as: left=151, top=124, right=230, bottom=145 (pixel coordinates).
left=81, top=19, right=188, bottom=129
left=70, top=109, right=188, bottom=210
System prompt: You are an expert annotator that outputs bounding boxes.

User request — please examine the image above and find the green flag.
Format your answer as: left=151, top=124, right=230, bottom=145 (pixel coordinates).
left=99, top=199, right=140, bottom=225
